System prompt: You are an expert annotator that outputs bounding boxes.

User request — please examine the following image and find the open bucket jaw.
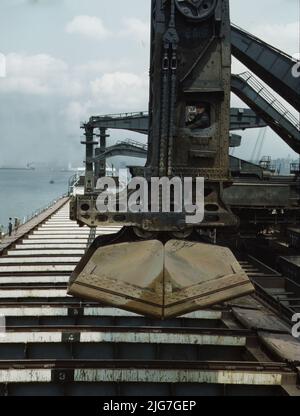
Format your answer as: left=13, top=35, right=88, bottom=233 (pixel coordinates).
left=68, top=238, right=254, bottom=319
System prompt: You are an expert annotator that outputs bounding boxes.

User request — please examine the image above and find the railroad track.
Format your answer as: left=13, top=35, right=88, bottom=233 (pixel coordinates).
left=236, top=254, right=300, bottom=320
left=0, top=199, right=299, bottom=396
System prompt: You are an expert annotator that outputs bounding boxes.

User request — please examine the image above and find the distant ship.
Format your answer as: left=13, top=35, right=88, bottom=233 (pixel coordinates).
left=0, top=163, right=35, bottom=171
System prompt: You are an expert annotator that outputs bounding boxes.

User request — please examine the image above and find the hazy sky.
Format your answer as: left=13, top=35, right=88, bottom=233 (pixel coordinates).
left=0, top=0, right=299, bottom=167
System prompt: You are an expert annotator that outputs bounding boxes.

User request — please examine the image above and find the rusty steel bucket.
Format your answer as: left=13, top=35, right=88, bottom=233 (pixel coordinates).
left=68, top=229, right=254, bottom=319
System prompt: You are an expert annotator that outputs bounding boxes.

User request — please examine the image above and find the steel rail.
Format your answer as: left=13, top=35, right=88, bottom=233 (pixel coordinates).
left=0, top=359, right=290, bottom=372
left=3, top=326, right=253, bottom=336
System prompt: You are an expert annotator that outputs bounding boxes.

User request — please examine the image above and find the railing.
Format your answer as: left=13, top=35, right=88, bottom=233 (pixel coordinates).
left=238, top=72, right=300, bottom=131
left=92, top=111, right=148, bottom=120
left=21, top=193, right=68, bottom=226
left=86, top=227, right=96, bottom=252
left=290, top=163, right=300, bottom=175
left=81, top=111, right=149, bottom=128
left=0, top=192, right=68, bottom=240
left=116, top=139, right=148, bottom=151
left=68, top=172, right=81, bottom=195
left=0, top=181, right=73, bottom=240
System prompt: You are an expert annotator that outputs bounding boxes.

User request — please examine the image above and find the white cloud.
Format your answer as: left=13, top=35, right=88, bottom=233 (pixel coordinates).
left=65, top=15, right=150, bottom=46
left=62, top=100, right=93, bottom=129
left=90, top=71, right=148, bottom=111
left=65, top=15, right=110, bottom=41
left=120, top=18, right=150, bottom=45
left=251, top=21, right=299, bottom=56
left=7, top=53, right=67, bottom=77
left=0, top=53, right=7, bottom=78
left=62, top=70, right=149, bottom=129
left=75, top=58, right=131, bottom=77
left=0, top=51, right=149, bottom=122
left=0, top=53, right=83, bottom=96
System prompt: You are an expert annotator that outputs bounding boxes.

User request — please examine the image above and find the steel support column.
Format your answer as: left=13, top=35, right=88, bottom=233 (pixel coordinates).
left=82, top=125, right=96, bottom=193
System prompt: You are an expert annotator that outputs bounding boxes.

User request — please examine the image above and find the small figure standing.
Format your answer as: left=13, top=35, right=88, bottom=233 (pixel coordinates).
left=0, top=224, right=3, bottom=241
left=8, top=218, right=13, bottom=237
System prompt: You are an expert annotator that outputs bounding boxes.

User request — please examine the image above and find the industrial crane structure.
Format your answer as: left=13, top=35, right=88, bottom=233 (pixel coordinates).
left=68, top=0, right=300, bottom=320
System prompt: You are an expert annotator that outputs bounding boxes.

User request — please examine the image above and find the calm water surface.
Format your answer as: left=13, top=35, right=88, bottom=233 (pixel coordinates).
left=0, top=169, right=72, bottom=231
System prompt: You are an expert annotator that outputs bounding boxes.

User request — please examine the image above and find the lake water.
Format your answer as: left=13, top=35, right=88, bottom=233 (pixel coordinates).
left=0, top=169, right=72, bottom=231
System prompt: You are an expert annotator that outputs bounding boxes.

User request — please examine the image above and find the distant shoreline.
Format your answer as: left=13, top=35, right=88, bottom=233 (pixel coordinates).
left=0, top=167, right=35, bottom=171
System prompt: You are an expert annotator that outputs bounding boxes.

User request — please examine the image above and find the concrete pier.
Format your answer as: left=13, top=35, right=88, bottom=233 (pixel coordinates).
left=0, top=198, right=298, bottom=396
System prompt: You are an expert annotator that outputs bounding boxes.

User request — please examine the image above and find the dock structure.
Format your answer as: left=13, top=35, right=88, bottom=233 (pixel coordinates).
left=0, top=197, right=299, bottom=396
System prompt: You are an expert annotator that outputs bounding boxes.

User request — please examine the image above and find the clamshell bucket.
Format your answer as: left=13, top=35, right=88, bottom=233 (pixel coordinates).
left=68, top=231, right=254, bottom=319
